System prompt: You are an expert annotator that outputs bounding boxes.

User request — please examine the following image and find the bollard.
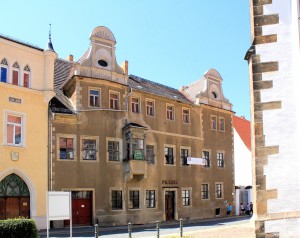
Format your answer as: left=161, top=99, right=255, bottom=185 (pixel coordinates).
left=94, top=224, right=98, bottom=238
left=156, top=220, right=160, bottom=238
left=180, top=218, right=183, bottom=238
left=128, top=222, right=132, bottom=238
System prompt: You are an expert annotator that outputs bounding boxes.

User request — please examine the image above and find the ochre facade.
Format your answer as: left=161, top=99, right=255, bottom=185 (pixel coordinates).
left=49, top=26, right=235, bottom=227
left=0, top=35, right=57, bottom=229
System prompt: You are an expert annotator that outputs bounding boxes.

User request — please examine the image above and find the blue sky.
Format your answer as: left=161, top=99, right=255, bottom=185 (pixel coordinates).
left=1, top=0, right=251, bottom=119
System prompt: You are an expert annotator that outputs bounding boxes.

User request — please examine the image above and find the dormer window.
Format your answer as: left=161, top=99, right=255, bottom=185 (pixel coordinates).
left=98, top=59, right=108, bottom=67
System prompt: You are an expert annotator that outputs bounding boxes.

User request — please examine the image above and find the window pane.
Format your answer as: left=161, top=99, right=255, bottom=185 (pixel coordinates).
left=1, top=67, right=7, bottom=82
left=7, top=124, right=14, bottom=144
left=7, top=115, right=21, bottom=124
left=12, top=70, right=19, bottom=85
left=23, top=73, right=29, bottom=87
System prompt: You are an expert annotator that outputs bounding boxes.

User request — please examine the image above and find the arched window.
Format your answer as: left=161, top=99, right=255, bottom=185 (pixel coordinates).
left=0, top=173, right=29, bottom=197
left=12, top=62, right=20, bottom=86
left=23, top=65, right=30, bottom=88
left=0, top=58, right=8, bottom=83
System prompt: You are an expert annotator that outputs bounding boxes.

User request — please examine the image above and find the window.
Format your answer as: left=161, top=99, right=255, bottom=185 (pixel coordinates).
left=181, top=148, right=189, bottom=166
left=219, top=117, right=225, bottom=131
left=182, top=190, right=191, bottom=206
left=166, top=105, right=174, bottom=120
left=132, top=138, right=144, bottom=160
left=203, top=151, right=210, bottom=167
left=146, top=100, right=155, bottom=116
left=217, top=152, right=224, bottom=167
left=211, top=116, right=217, bottom=130
left=129, top=190, right=140, bottom=209
left=182, top=108, right=190, bottom=123
left=110, top=92, right=119, bottom=110
left=82, top=139, right=96, bottom=160
left=216, top=183, right=223, bottom=199
left=89, top=89, right=100, bottom=107
left=165, top=147, right=174, bottom=164
left=108, top=141, right=119, bottom=161
left=201, top=184, right=209, bottom=199
left=6, top=114, right=22, bottom=145
left=111, top=190, right=122, bottom=210
left=131, top=97, right=140, bottom=113
left=146, top=190, right=156, bottom=208
left=12, top=62, right=19, bottom=86
left=59, top=137, right=74, bottom=160
left=146, top=145, right=155, bottom=164
left=23, top=65, right=30, bottom=88
left=1, top=58, right=8, bottom=83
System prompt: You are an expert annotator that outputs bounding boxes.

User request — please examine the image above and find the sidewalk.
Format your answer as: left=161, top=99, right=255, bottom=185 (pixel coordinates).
left=163, top=220, right=255, bottom=238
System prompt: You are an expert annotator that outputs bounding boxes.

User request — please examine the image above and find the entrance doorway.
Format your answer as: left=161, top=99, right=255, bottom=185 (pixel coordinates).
left=165, top=191, right=175, bottom=221
left=0, top=174, right=30, bottom=220
left=65, top=191, right=92, bottom=226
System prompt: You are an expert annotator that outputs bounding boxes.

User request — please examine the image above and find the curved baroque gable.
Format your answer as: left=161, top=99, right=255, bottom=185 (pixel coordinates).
left=204, top=68, right=223, bottom=80
left=90, top=26, right=116, bottom=42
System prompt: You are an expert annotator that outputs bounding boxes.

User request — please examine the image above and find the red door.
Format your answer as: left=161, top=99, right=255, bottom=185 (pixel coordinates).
left=66, top=197, right=92, bottom=226
left=19, top=197, right=30, bottom=218
left=165, top=191, right=175, bottom=221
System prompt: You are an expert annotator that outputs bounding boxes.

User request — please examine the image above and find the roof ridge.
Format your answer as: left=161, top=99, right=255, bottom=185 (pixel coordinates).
left=129, top=74, right=179, bottom=93
left=0, top=33, right=43, bottom=51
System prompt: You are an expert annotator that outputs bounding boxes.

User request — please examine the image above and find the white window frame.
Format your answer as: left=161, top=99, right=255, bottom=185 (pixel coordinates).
left=217, top=151, right=225, bottom=168
left=211, top=115, right=217, bottom=130
left=182, top=108, right=190, bottom=124
left=128, top=188, right=141, bottom=210
left=3, top=110, right=26, bottom=147
left=215, top=182, right=224, bottom=199
left=23, top=65, right=31, bottom=88
left=57, top=133, right=77, bottom=161
left=202, top=149, right=211, bottom=167
left=11, top=62, right=20, bottom=86
left=219, top=117, right=225, bottom=132
left=89, top=87, right=101, bottom=108
left=80, top=135, right=99, bottom=162
left=0, top=58, right=9, bottom=83
left=146, top=99, right=155, bottom=116
left=181, top=187, right=192, bottom=207
left=166, top=104, right=175, bottom=121
left=180, top=146, right=191, bottom=167
left=145, top=189, right=157, bottom=209
left=106, top=137, right=122, bottom=162
left=109, top=91, right=120, bottom=110
left=110, top=188, right=124, bottom=211
left=146, top=143, right=156, bottom=164
left=164, top=144, right=176, bottom=166
left=201, top=183, right=210, bottom=200
left=131, top=97, right=140, bottom=113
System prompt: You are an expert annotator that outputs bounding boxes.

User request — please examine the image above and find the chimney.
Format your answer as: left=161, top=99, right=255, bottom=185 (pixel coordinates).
left=67, top=54, right=74, bottom=61
left=121, top=60, right=128, bottom=75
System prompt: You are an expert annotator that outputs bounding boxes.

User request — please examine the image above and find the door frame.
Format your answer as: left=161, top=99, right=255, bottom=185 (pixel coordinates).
left=62, top=188, right=95, bottom=225
left=163, top=188, right=178, bottom=221
left=0, top=170, right=35, bottom=219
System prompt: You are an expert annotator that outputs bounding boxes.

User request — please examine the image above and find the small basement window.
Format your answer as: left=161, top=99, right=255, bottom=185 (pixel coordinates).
left=98, top=60, right=108, bottom=67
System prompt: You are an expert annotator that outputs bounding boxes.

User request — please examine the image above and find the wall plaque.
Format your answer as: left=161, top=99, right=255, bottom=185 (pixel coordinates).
left=11, top=151, right=19, bottom=161
left=9, top=97, right=22, bottom=104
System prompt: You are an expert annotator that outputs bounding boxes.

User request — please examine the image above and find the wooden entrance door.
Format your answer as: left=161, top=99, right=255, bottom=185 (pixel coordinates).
left=165, top=191, right=175, bottom=221
left=65, top=191, right=92, bottom=226
left=3, top=197, right=30, bottom=219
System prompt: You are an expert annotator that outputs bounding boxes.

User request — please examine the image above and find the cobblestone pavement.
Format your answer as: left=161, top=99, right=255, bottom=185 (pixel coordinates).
left=163, top=222, right=255, bottom=238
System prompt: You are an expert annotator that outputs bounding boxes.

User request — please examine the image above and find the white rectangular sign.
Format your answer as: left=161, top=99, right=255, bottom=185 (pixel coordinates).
left=48, top=191, right=71, bottom=220
left=187, top=157, right=206, bottom=165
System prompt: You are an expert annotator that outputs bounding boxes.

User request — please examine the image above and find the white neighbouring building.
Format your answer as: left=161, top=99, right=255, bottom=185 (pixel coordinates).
left=233, top=115, right=252, bottom=215
left=245, top=0, right=300, bottom=236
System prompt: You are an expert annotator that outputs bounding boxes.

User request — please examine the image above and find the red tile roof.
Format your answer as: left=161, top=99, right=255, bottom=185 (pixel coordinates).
left=233, top=115, right=251, bottom=151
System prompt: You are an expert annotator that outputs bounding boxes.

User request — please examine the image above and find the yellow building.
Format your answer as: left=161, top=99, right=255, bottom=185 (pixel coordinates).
left=0, top=34, right=57, bottom=229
